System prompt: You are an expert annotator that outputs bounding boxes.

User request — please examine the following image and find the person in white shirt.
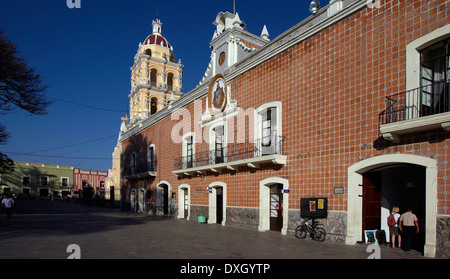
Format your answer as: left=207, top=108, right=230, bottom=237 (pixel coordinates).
left=399, top=208, right=419, bottom=251
left=1, top=193, right=15, bottom=219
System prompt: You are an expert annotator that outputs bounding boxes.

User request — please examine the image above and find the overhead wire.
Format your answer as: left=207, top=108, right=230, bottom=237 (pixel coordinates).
left=2, top=135, right=120, bottom=161
left=4, top=96, right=131, bottom=162
left=47, top=96, right=128, bottom=113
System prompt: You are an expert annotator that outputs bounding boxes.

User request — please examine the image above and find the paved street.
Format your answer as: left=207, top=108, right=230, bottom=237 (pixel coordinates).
left=0, top=200, right=427, bottom=260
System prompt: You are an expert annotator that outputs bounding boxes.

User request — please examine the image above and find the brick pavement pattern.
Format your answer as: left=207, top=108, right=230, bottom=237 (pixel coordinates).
left=0, top=200, right=425, bottom=259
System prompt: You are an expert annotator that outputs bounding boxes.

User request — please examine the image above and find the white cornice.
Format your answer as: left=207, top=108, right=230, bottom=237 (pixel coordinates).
left=227, top=0, right=366, bottom=81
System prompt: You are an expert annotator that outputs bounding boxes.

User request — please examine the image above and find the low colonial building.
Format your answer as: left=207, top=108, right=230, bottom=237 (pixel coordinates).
left=73, top=168, right=107, bottom=198
left=0, top=162, right=74, bottom=198
left=119, top=0, right=450, bottom=258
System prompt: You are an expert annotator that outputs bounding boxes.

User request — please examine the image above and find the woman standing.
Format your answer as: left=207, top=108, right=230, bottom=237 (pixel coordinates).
left=388, top=206, right=401, bottom=248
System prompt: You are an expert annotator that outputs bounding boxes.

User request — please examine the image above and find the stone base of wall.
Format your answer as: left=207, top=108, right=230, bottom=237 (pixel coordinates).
left=188, top=204, right=209, bottom=222
left=132, top=201, right=449, bottom=258
left=226, top=207, right=259, bottom=231
left=437, top=215, right=450, bottom=258
left=287, top=210, right=347, bottom=243
left=186, top=205, right=348, bottom=242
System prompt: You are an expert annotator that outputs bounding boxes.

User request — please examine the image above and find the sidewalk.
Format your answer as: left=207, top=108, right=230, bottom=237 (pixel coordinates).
left=0, top=200, right=427, bottom=259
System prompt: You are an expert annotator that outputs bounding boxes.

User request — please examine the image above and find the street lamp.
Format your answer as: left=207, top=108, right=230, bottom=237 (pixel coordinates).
left=309, top=0, right=321, bottom=14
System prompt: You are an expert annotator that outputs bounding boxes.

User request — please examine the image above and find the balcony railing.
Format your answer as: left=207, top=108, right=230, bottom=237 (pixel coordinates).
left=378, top=80, right=450, bottom=141
left=379, top=80, right=450, bottom=125
left=174, top=135, right=285, bottom=173
left=125, top=160, right=157, bottom=179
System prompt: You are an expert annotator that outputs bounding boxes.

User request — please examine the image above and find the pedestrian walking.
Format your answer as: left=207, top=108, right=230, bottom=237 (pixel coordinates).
left=1, top=193, right=15, bottom=219
left=399, top=208, right=419, bottom=251
left=387, top=206, right=401, bottom=248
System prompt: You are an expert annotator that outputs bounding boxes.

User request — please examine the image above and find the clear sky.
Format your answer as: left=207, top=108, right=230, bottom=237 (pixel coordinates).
left=0, top=0, right=313, bottom=172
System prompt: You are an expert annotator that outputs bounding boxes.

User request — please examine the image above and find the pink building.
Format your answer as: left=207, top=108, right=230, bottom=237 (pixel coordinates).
left=73, top=168, right=107, bottom=195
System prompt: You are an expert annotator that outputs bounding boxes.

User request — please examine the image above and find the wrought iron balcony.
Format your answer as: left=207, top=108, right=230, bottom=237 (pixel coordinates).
left=124, top=161, right=157, bottom=180
left=173, top=135, right=286, bottom=177
left=379, top=80, right=450, bottom=141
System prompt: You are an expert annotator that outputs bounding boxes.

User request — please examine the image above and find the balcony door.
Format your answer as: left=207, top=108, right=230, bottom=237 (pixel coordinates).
left=261, top=108, right=277, bottom=156
left=420, top=39, right=450, bottom=116
left=147, top=145, right=155, bottom=172
left=214, top=126, right=224, bottom=164
left=186, top=136, right=193, bottom=168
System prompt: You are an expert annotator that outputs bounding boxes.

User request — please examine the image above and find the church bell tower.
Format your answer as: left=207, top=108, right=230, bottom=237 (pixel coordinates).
left=128, top=18, right=184, bottom=125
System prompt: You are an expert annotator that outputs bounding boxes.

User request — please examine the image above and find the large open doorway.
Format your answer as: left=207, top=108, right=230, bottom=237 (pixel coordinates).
left=362, top=164, right=426, bottom=253
left=347, top=154, right=437, bottom=257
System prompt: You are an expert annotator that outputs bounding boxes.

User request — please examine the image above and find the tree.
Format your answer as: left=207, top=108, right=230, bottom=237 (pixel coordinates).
left=0, top=29, right=52, bottom=171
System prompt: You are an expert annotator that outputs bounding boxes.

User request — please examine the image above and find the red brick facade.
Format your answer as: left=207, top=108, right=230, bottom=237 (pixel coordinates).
left=120, top=1, right=450, bottom=257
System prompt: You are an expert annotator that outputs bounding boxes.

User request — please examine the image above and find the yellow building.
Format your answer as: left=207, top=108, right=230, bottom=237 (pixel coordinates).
left=108, top=18, right=183, bottom=206
left=105, top=136, right=121, bottom=205
left=129, top=18, right=183, bottom=125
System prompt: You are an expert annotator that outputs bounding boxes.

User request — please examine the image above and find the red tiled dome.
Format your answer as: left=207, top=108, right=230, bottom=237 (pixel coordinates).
left=144, top=34, right=172, bottom=50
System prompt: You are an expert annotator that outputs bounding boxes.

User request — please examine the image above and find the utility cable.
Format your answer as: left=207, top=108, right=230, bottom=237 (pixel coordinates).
left=48, top=96, right=128, bottom=113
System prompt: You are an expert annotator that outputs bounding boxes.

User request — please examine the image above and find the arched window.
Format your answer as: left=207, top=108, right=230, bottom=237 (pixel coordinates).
left=130, top=152, right=136, bottom=175
left=144, top=49, right=152, bottom=56
left=150, top=97, right=158, bottom=115
left=147, top=144, right=156, bottom=172
left=167, top=73, right=174, bottom=91
left=150, top=69, right=157, bottom=87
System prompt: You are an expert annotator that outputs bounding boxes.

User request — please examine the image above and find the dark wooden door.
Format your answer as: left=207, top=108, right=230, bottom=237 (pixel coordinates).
left=362, top=173, right=381, bottom=238
left=110, top=186, right=115, bottom=204
left=163, top=186, right=168, bottom=216
left=270, top=185, right=283, bottom=231
left=216, top=189, right=223, bottom=224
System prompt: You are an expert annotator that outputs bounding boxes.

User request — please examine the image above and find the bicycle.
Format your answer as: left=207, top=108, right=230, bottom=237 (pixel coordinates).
left=295, top=218, right=326, bottom=242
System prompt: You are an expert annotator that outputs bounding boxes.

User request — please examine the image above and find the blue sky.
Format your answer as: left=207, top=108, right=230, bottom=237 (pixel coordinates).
left=0, top=0, right=313, bottom=171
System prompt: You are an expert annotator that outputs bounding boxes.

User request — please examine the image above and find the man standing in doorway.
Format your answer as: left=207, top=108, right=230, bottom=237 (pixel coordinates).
left=1, top=193, right=15, bottom=219
left=399, top=208, right=419, bottom=251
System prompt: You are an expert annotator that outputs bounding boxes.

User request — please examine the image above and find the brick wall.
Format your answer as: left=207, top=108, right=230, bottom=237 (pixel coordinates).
left=121, top=0, right=450, bottom=257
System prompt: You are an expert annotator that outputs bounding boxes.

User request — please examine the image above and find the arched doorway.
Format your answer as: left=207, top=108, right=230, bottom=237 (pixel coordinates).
left=258, top=177, right=289, bottom=235
left=347, top=154, right=437, bottom=257
left=178, top=184, right=190, bottom=219
left=130, top=188, right=136, bottom=212
left=157, top=181, right=170, bottom=216
left=208, top=182, right=226, bottom=225
left=362, top=164, right=426, bottom=252
left=138, top=188, right=146, bottom=213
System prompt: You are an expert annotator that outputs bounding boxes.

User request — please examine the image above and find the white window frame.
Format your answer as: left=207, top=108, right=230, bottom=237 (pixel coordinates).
left=406, top=24, right=450, bottom=91
left=22, top=175, right=31, bottom=186
left=40, top=176, right=49, bottom=186
left=254, top=101, right=282, bottom=155
left=182, top=132, right=195, bottom=168
left=209, top=121, right=227, bottom=164
left=61, top=177, right=69, bottom=187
